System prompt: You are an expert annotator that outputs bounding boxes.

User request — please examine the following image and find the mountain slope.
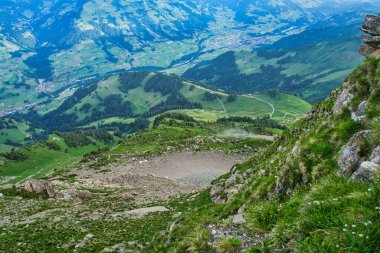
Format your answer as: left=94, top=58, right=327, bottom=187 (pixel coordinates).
left=151, top=58, right=380, bottom=251
left=182, top=12, right=366, bottom=103
left=1, top=71, right=310, bottom=150
left=0, top=23, right=379, bottom=252
left=22, top=71, right=310, bottom=131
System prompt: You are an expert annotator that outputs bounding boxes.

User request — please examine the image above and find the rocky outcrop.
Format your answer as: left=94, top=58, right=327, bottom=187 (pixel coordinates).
left=15, top=180, right=94, bottom=201
left=21, top=180, right=56, bottom=198
left=360, top=14, right=380, bottom=58
left=370, top=146, right=380, bottom=163
left=351, top=100, right=368, bottom=122
left=210, top=166, right=254, bottom=203
left=337, top=131, right=380, bottom=182
left=232, top=205, right=246, bottom=225
left=337, top=131, right=372, bottom=176
left=351, top=161, right=380, bottom=183
left=351, top=146, right=380, bottom=183
left=332, top=83, right=354, bottom=116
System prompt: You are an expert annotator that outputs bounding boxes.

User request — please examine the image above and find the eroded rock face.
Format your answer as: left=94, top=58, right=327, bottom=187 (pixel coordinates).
left=337, top=131, right=372, bottom=176
left=360, top=14, right=380, bottom=58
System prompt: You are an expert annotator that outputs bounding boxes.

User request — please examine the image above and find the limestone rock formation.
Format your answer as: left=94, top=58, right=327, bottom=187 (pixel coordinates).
left=15, top=180, right=94, bottom=200
left=351, top=146, right=380, bottom=183
left=360, top=14, right=380, bottom=58
left=21, top=180, right=56, bottom=198
left=210, top=166, right=254, bottom=203
left=337, top=131, right=372, bottom=176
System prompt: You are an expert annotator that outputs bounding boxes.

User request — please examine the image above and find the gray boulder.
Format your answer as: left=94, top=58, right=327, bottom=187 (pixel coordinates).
left=211, top=196, right=226, bottom=204
left=232, top=213, right=246, bottom=225
left=370, top=146, right=380, bottom=164
left=57, top=189, right=93, bottom=201
left=351, top=100, right=368, bottom=122
left=22, top=180, right=56, bottom=198
left=337, top=131, right=372, bottom=176
left=23, top=180, right=45, bottom=194
left=351, top=161, right=380, bottom=183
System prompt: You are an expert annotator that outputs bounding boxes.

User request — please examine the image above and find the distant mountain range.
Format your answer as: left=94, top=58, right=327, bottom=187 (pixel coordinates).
left=1, top=0, right=379, bottom=114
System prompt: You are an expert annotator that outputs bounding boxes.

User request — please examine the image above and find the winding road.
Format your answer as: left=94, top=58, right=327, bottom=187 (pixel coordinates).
left=190, top=82, right=275, bottom=117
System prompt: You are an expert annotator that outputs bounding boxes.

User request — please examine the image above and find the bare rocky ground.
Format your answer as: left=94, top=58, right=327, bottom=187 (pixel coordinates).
left=0, top=150, right=248, bottom=242
left=55, top=150, right=247, bottom=203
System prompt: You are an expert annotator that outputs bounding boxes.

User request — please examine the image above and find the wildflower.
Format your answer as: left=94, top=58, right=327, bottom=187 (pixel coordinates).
left=352, top=232, right=356, bottom=234
left=336, top=245, right=339, bottom=248
left=344, top=224, right=348, bottom=227
left=352, top=224, right=356, bottom=228
left=359, top=234, right=363, bottom=237
left=343, top=229, right=347, bottom=232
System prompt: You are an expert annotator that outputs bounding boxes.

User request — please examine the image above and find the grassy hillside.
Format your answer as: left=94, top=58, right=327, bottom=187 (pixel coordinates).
left=0, top=59, right=378, bottom=252
left=31, top=71, right=310, bottom=132
left=0, top=130, right=119, bottom=184
left=0, top=112, right=278, bottom=252
left=150, top=58, right=380, bottom=252
left=112, top=115, right=278, bottom=157
left=0, top=118, right=44, bottom=152
left=1, top=111, right=284, bottom=186
left=2, top=71, right=310, bottom=150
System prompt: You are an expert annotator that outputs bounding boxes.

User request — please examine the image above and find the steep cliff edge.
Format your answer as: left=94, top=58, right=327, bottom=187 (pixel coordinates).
left=152, top=16, right=380, bottom=252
